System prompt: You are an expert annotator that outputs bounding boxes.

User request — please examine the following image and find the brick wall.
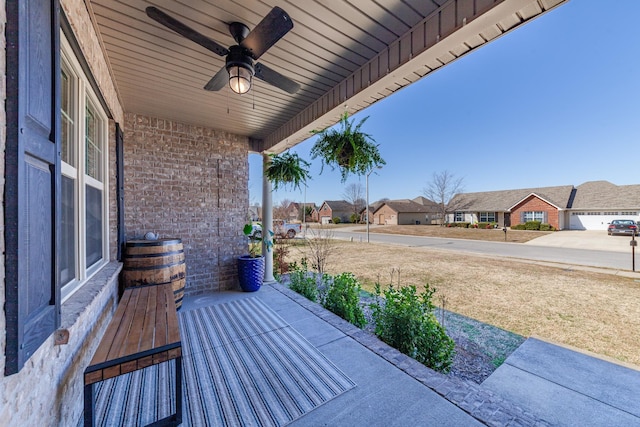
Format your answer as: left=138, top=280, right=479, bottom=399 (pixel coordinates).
left=318, top=204, right=332, bottom=222
left=123, top=113, right=249, bottom=294
left=511, top=196, right=560, bottom=229
left=374, top=205, right=397, bottom=225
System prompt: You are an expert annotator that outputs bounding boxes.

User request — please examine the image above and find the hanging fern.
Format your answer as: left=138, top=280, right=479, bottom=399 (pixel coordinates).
left=264, top=151, right=311, bottom=191
left=310, top=112, right=385, bottom=182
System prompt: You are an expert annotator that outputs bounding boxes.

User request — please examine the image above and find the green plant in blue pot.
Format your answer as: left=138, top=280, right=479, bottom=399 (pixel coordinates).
left=237, top=223, right=272, bottom=292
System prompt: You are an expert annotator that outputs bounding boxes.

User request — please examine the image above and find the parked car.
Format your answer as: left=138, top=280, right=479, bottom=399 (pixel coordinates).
left=249, top=220, right=302, bottom=239
left=249, top=223, right=263, bottom=239
left=607, top=219, right=638, bottom=236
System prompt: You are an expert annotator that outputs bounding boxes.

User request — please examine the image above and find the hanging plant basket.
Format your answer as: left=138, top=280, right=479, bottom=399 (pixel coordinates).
left=310, top=112, right=385, bottom=182
left=264, top=152, right=311, bottom=191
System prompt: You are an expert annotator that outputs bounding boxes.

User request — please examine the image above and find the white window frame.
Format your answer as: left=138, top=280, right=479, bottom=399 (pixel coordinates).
left=479, top=212, right=496, bottom=222
left=454, top=212, right=464, bottom=222
left=61, top=33, right=109, bottom=302
left=523, top=211, right=545, bottom=222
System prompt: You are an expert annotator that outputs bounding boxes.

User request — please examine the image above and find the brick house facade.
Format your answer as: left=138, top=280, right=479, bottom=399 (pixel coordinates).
left=124, top=113, right=248, bottom=295
left=511, top=195, right=561, bottom=230
left=318, top=200, right=353, bottom=224
left=372, top=199, right=439, bottom=225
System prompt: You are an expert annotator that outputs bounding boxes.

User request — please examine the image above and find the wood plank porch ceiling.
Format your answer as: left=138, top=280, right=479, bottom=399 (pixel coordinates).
left=89, top=0, right=566, bottom=153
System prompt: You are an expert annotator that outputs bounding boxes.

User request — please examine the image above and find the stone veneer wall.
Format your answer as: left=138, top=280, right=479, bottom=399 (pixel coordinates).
left=0, top=2, right=125, bottom=425
left=123, top=113, right=249, bottom=294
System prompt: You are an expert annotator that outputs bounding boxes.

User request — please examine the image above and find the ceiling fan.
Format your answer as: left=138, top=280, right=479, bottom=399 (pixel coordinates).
left=146, top=6, right=300, bottom=95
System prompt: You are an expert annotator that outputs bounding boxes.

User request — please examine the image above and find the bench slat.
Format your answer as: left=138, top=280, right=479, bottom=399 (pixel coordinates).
left=154, top=284, right=169, bottom=350
left=166, top=290, right=181, bottom=346
left=89, top=290, right=134, bottom=366
left=129, top=286, right=156, bottom=355
left=108, top=288, right=140, bottom=362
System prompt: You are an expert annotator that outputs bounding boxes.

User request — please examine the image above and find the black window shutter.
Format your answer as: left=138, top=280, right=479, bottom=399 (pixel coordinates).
left=5, top=0, right=61, bottom=375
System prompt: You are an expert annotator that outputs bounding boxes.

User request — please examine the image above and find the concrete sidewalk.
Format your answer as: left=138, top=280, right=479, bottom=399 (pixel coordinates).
left=184, top=284, right=550, bottom=426
left=482, top=338, right=640, bottom=426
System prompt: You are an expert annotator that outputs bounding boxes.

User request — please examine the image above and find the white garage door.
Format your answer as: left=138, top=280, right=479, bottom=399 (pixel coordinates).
left=570, top=212, right=640, bottom=230
left=570, top=215, right=610, bottom=230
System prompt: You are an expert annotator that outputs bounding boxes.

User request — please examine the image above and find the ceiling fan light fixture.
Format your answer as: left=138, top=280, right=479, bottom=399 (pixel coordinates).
left=228, top=64, right=252, bottom=94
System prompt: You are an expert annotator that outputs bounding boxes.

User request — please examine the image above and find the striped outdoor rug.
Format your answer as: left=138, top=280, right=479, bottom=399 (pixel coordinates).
left=89, top=298, right=355, bottom=426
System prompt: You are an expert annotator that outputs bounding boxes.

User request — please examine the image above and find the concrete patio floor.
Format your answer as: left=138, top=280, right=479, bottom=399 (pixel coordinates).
left=181, top=283, right=547, bottom=426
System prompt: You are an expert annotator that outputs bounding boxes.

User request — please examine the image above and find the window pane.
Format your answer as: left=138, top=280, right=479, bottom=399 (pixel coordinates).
left=85, top=103, right=102, bottom=181
left=61, top=67, right=75, bottom=166
left=524, top=211, right=544, bottom=222
left=86, top=185, right=102, bottom=267
left=61, top=176, right=76, bottom=286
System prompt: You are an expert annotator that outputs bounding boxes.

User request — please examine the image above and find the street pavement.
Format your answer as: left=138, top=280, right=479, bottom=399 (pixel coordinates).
left=328, top=227, right=640, bottom=274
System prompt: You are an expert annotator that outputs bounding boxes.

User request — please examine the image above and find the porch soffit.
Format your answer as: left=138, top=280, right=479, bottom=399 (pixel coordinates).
left=88, top=0, right=567, bottom=153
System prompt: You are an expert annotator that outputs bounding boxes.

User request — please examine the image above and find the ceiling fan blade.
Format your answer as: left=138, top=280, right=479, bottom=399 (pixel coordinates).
left=203, top=67, right=229, bottom=91
left=254, top=62, right=300, bottom=94
left=240, top=7, right=293, bottom=60
left=146, top=7, right=229, bottom=57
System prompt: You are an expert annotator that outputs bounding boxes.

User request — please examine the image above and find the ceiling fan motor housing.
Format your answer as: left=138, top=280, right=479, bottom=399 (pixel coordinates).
left=226, top=45, right=255, bottom=75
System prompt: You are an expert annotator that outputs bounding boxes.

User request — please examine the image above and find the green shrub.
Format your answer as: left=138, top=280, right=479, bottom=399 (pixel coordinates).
left=333, top=217, right=341, bottom=224
left=321, top=272, right=366, bottom=328
left=350, top=213, right=359, bottom=224
left=524, top=221, right=541, bottom=230
left=477, top=222, right=490, bottom=229
left=451, top=222, right=470, bottom=228
left=288, top=259, right=318, bottom=302
left=540, top=223, right=554, bottom=231
left=370, top=284, right=455, bottom=373
left=511, top=224, right=526, bottom=230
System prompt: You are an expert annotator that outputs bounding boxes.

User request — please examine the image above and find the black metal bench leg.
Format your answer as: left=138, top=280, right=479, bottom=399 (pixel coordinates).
left=175, top=356, right=183, bottom=424
left=84, top=383, right=94, bottom=427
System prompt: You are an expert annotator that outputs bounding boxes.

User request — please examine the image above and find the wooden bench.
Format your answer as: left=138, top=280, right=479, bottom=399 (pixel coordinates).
left=84, top=283, right=182, bottom=427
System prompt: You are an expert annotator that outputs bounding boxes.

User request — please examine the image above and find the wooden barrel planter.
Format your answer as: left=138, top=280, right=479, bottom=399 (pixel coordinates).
left=123, top=238, right=186, bottom=310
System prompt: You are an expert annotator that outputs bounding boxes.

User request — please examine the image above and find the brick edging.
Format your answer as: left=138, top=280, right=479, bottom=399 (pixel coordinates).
left=269, top=282, right=551, bottom=427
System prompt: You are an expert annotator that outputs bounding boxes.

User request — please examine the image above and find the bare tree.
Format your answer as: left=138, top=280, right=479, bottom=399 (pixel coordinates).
left=422, top=171, right=465, bottom=225
left=342, top=182, right=366, bottom=218
left=298, top=226, right=336, bottom=274
left=273, top=198, right=293, bottom=220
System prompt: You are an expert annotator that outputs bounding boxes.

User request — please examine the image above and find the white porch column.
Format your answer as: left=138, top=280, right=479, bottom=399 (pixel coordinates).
left=262, top=154, right=276, bottom=283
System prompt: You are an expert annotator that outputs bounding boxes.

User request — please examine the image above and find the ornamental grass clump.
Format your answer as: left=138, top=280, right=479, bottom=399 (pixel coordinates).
left=370, top=283, right=455, bottom=373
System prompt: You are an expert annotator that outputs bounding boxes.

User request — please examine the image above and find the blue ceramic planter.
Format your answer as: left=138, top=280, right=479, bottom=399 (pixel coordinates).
left=237, top=255, right=265, bottom=292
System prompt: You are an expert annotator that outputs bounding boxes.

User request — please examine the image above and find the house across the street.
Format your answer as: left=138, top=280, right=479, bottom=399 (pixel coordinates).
left=318, top=200, right=354, bottom=224
left=370, top=198, right=441, bottom=225
left=446, top=181, right=640, bottom=230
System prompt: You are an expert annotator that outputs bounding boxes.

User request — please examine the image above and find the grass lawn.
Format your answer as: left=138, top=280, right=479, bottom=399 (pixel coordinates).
left=282, top=237, right=640, bottom=367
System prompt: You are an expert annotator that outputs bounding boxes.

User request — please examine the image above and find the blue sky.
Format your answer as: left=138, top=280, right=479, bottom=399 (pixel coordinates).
left=249, top=0, right=640, bottom=206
